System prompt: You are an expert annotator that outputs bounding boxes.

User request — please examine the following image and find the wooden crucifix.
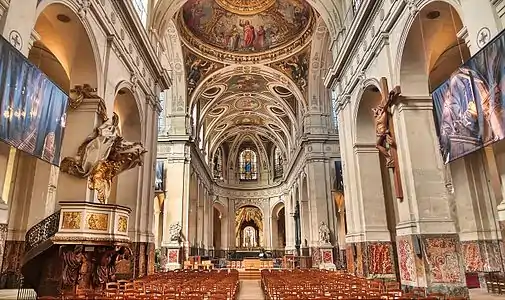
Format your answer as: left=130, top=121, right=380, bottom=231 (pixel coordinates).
left=372, top=77, right=404, bottom=201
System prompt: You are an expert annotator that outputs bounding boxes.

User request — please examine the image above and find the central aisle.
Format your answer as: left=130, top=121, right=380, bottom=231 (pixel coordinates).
left=237, top=280, right=265, bottom=300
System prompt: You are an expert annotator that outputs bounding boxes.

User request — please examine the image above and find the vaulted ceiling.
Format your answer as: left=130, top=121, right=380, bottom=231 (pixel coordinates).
left=176, top=0, right=318, bottom=169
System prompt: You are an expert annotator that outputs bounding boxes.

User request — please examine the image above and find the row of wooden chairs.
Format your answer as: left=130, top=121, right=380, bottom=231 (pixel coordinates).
left=260, top=269, right=468, bottom=300
left=485, top=272, right=505, bottom=295
left=38, top=269, right=239, bottom=300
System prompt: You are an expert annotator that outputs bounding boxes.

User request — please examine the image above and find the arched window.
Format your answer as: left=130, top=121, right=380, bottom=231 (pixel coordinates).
left=213, top=148, right=223, bottom=180
left=239, top=149, right=257, bottom=181
left=274, top=147, right=283, bottom=179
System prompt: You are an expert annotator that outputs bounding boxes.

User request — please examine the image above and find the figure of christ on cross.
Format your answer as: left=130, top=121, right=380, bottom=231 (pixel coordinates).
left=372, top=77, right=404, bottom=200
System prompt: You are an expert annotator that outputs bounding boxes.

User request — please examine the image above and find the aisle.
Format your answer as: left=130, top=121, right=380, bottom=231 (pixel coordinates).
left=237, top=280, right=265, bottom=300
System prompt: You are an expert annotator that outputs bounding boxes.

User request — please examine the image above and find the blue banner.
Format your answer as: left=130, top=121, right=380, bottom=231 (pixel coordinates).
left=433, top=29, right=505, bottom=163
left=0, top=35, right=68, bottom=166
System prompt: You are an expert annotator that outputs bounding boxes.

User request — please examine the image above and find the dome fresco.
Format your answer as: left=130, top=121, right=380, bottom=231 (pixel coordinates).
left=181, top=0, right=313, bottom=54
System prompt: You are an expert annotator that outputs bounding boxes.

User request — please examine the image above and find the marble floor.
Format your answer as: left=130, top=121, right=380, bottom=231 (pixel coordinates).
left=238, top=280, right=265, bottom=300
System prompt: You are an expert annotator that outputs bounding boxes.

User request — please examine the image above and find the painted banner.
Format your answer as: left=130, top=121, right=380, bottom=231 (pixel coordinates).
left=0, top=35, right=68, bottom=166
left=155, top=159, right=165, bottom=191
left=433, top=29, right=505, bottom=163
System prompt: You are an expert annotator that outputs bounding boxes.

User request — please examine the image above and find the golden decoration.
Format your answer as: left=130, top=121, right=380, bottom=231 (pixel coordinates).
left=215, top=0, right=276, bottom=15
left=117, top=216, right=128, bottom=233
left=235, top=206, right=263, bottom=247
left=61, top=212, right=82, bottom=230
left=68, top=84, right=99, bottom=109
left=60, top=113, right=147, bottom=203
left=86, top=213, right=109, bottom=231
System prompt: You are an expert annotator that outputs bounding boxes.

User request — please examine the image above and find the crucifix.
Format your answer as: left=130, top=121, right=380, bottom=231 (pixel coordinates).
left=372, top=77, right=403, bottom=201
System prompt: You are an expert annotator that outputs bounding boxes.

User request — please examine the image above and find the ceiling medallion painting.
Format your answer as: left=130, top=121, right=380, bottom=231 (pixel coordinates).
left=235, top=96, right=261, bottom=111
left=234, top=115, right=264, bottom=126
left=227, top=74, right=268, bottom=93
left=179, top=0, right=315, bottom=63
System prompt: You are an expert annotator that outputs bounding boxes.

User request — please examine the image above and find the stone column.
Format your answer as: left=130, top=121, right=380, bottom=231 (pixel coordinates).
left=284, top=191, right=296, bottom=254
left=162, top=142, right=190, bottom=269
left=206, top=192, right=214, bottom=256
left=228, top=200, right=236, bottom=250
left=263, top=200, right=271, bottom=249
left=393, top=96, right=467, bottom=297
left=0, top=0, right=36, bottom=56
left=196, top=184, right=204, bottom=253
left=349, top=143, right=396, bottom=278
left=451, top=151, right=503, bottom=284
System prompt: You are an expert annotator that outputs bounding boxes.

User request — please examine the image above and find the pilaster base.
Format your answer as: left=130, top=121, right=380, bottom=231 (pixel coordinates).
left=318, top=245, right=336, bottom=270
left=0, top=240, right=24, bottom=288
left=163, top=245, right=182, bottom=270
left=397, top=234, right=468, bottom=297
left=461, top=240, right=503, bottom=273
left=345, top=241, right=397, bottom=279
left=120, top=242, right=155, bottom=279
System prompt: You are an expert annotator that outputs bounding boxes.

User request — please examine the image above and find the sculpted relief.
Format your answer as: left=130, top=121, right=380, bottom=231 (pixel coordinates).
left=181, top=0, right=312, bottom=54
left=61, top=113, right=147, bottom=203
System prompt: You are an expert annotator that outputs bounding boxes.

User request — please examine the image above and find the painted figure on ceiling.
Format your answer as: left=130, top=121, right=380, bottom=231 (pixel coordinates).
left=226, top=25, right=240, bottom=51
left=240, top=20, right=255, bottom=49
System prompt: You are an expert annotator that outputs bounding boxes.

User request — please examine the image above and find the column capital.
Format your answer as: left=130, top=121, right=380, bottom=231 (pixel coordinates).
left=395, top=95, right=433, bottom=112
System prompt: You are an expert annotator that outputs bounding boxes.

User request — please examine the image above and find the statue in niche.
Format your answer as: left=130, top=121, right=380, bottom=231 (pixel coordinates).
left=243, top=226, right=257, bottom=248
left=60, top=112, right=146, bottom=203
left=318, top=222, right=330, bottom=245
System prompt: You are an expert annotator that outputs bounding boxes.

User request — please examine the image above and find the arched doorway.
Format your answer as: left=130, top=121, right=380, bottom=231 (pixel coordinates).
left=1, top=2, right=98, bottom=287
left=212, top=201, right=227, bottom=257
left=235, top=206, right=263, bottom=249
left=271, top=202, right=286, bottom=251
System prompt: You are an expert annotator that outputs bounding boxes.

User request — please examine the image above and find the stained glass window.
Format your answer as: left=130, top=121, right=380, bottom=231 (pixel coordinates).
left=239, top=149, right=257, bottom=181
left=274, top=147, right=283, bottom=179
left=213, top=148, right=223, bottom=180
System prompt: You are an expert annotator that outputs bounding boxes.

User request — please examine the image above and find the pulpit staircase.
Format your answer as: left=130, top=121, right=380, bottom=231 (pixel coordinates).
left=20, top=210, right=62, bottom=296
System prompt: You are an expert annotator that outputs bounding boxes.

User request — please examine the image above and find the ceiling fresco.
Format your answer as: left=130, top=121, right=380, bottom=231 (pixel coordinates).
left=177, top=1, right=318, bottom=172
left=181, top=0, right=312, bottom=54
left=184, top=47, right=224, bottom=94
left=269, top=46, right=310, bottom=93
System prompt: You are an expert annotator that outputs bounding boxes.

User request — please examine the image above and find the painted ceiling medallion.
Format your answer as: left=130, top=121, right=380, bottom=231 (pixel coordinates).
left=181, top=0, right=313, bottom=56
left=215, top=0, right=276, bottom=15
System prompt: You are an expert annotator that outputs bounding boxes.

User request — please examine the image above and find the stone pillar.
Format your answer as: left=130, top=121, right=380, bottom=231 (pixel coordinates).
left=0, top=0, right=36, bottom=56
left=206, top=192, right=214, bottom=256
left=162, top=142, right=190, bottom=269
left=451, top=151, right=503, bottom=285
left=284, top=191, right=296, bottom=254
left=197, top=185, right=204, bottom=252
left=349, top=143, right=396, bottom=278
left=228, top=200, right=235, bottom=251
left=393, top=96, right=467, bottom=297
left=263, top=201, right=271, bottom=249
left=56, top=98, right=105, bottom=202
